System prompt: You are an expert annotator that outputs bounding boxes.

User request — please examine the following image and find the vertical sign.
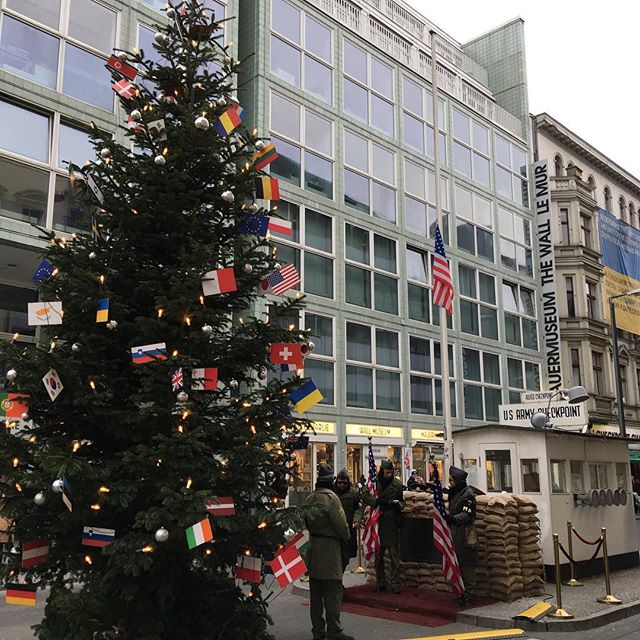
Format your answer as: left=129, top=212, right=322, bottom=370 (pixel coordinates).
left=532, top=159, right=562, bottom=390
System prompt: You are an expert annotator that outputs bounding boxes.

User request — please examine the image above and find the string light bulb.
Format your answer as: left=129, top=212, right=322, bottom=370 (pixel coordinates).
left=98, top=486, right=110, bottom=493
left=186, top=477, right=193, bottom=489
left=72, top=441, right=81, bottom=452
left=84, top=555, right=93, bottom=565
left=12, top=458, right=19, bottom=468
left=141, top=545, right=154, bottom=553
left=258, top=522, right=267, bottom=529
left=157, top=308, right=164, bottom=318
left=90, top=503, right=101, bottom=511
left=99, top=275, right=106, bottom=284
left=89, top=380, right=96, bottom=391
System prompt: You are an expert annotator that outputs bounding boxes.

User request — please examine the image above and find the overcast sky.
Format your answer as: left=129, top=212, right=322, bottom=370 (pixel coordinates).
left=409, top=1, right=640, bottom=178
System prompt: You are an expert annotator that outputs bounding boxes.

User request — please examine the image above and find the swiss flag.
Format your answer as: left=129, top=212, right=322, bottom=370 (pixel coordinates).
left=191, top=367, right=218, bottom=391
left=236, top=555, right=262, bottom=583
left=270, top=343, right=303, bottom=368
left=272, top=545, right=307, bottom=588
left=202, top=267, right=237, bottom=296
left=107, top=55, right=137, bottom=80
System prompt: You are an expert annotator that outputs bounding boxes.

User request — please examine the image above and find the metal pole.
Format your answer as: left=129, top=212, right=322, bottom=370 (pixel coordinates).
left=429, top=29, right=452, bottom=477
left=564, top=521, right=583, bottom=587
left=549, top=533, right=573, bottom=618
left=351, top=527, right=366, bottom=574
left=597, top=528, right=621, bottom=604
left=609, top=299, right=627, bottom=438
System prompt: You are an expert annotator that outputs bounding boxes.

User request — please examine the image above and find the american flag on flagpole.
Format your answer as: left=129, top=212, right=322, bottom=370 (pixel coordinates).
left=362, top=439, right=380, bottom=562
left=432, top=467, right=464, bottom=595
left=432, top=224, right=454, bottom=315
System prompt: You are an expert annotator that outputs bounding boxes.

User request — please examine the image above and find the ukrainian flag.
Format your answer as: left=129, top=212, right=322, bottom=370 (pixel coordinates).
left=289, top=380, right=323, bottom=414
left=96, top=298, right=109, bottom=323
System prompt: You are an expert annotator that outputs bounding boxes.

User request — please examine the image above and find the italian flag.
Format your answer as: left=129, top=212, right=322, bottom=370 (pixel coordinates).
left=185, top=518, right=214, bottom=550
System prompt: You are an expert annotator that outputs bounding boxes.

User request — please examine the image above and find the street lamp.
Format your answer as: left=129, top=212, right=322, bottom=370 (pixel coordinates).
left=530, top=385, right=590, bottom=429
left=609, top=287, right=640, bottom=438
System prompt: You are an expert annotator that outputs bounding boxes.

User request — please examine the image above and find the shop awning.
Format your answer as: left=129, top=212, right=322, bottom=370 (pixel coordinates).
left=629, top=451, right=640, bottom=462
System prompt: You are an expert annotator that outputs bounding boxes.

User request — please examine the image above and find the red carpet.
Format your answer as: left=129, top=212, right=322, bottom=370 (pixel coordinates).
left=341, top=584, right=493, bottom=627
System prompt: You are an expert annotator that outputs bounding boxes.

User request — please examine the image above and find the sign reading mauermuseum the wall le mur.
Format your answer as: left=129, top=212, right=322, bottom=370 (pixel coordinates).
left=532, top=159, right=562, bottom=390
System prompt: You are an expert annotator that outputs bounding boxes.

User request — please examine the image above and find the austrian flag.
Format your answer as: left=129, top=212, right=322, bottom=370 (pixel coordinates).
left=21, top=540, right=50, bottom=568
left=205, top=496, right=235, bottom=516
left=272, top=545, right=307, bottom=588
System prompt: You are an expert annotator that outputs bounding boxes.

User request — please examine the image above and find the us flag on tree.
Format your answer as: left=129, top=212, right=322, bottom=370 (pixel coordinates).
left=432, top=224, right=454, bottom=315
left=362, top=439, right=380, bottom=562
left=432, top=467, right=464, bottom=595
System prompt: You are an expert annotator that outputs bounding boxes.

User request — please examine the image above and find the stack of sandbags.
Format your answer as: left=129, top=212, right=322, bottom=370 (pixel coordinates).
left=404, top=490, right=433, bottom=517
left=514, top=495, right=544, bottom=597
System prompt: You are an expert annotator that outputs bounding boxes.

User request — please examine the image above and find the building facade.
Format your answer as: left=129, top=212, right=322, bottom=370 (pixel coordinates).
left=533, top=114, right=640, bottom=468
left=0, top=0, right=542, bottom=504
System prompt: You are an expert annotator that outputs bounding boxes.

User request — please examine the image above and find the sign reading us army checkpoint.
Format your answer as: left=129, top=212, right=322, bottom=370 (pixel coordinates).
left=499, top=400, right=588, bottom=428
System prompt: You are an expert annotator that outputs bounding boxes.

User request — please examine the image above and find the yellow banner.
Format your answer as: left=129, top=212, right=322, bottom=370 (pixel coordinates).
left=311, top=421, right=336, bottom=434
left=602, top=267, right=640, bottom=335
left=346, top=424, right=403, bottom=439
left=411, top=428, right=444, bottom=441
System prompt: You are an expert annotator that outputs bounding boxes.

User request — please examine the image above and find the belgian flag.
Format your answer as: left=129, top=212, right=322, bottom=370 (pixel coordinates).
left=6, top=583, right=36, bottom=607
left=255, top=177, right=280, bottom=201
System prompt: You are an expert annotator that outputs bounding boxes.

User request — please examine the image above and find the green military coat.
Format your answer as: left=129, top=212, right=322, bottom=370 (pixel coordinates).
left=447, top=483, right=477, bottom=566
left=304, top=487, right=350, bottom=580
left=337, top=485, right=364, bottom=560
left=363, top=476, right=405, bottom=547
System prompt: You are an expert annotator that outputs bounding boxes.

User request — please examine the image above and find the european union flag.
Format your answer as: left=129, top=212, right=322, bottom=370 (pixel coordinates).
left=32, top=259, right=54, bottom=284
left=237, top=215, right=269, bottom=236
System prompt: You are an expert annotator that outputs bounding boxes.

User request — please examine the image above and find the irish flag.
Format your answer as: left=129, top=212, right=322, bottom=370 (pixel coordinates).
left=185, top=518, right=214, bottom=550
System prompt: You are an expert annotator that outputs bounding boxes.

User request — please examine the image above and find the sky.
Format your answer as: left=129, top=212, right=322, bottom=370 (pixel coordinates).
left=409, top=1, right=640, bottom=178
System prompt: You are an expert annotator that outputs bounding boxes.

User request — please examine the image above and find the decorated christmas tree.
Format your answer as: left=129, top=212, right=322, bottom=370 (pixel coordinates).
left=0, top=2, right=318, bottom=638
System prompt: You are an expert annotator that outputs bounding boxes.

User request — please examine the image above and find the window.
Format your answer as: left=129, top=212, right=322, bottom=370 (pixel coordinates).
left=271, top=0, right=333, bottom=103
left=630, top=203, right=637, bottom=229
left=0, top=99, right=50, bottom=162
left=550, top=460, right=567, bottom=493
left=345, top=224, right=397, bottom=314
left=304, top=312, right=334, bottom=405
left=6, top=0, right=61, bottom=29
left=0, top=156, right=49, bottom=226
left=68, top=0, right=116, bottom=52
left=271, top=201, right=334, bottom=299
left=604, top=186, right=612, bottom=212
left=559, top=207, right=570, bottom=244
left=58, top=123, right=93, bottom=170
left=570, top=461, right=584, bottom=492
left=346, top=322, right=400, bottom=411
left=589, top=463, right=609, bottom=490
left=462, top=348, right=501, bottom=421
left=343, top=130, right=396, bottom=222
left=485, top=450, right=512, bottom=492
left=502, top=281, right=537, bottom=349
left=565, top=277, right=576, bottom=317
left=409, top=335, right=456, bottom=417
left=521, top=459, right=540, bottom=492
left=620, top=365, right=628, bottom=400
left=585, top=280, right=598, bottom=320
left=459, top=266, right=498, bottom=340
left=579, top=213, right=592, bottom=249
left=592, top=351, right=604, bottom=395
left=495, top=134, right=528, bottom=206
left=0, top=283, right=38, bottom=337
left=452, top=109, right=490, bottom=187
left=499, top=207, right=533, bottom=277
left=270, top=93, right=333, bottom=199
left=343, top=40, right=394, bottom=136
left=570, top=348, right=582, bottom=386
left=553, top=154, right=564, bottom=177
left=507, top=358, right=540, bottom=403
left=616, top=463, right=628, bottom=490
left=404, top=158, right=449, bottom=239
left=53, top=173, right=91, bottom=233
left=619, top=196, right=627, bottom=224
left=402, top=76, right=446, bottom=162
left=455, top=185, right=493, bottom=261
left=406, top=246, right=453, bottom=328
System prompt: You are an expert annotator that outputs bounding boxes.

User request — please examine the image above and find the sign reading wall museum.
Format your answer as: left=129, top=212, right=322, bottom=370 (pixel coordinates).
left=533, top=159, right=562, bottom=390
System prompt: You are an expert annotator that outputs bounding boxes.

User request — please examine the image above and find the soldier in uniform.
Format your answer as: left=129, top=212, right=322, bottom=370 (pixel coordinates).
left=305, top=464, right=354, bottom=640
left=444, top=466, right=477, bottom=605
left=333, top=469, right=363, bottom=572
left=362, top=459, right=405, bottom=594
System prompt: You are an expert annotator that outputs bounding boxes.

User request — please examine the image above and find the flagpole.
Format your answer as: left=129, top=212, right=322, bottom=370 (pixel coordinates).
left=429, top=30, right=453, bottom=478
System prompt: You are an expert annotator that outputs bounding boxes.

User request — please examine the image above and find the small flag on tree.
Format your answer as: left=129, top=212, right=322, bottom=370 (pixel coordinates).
left=28, top=301, right=63, bottom=326
left=237, top=215, right=269, bottom=237
left=42, top=369, right=63, bottom=402
left=21, top=540, right=50, bottom=568
left=32, top=259, right=54, bottom=284
left=130, top=343, right=168, bottom=364
left=0, top=392, right=29, bottom=419
left=289, top=380, right=323, bottom=413
left=252, top=143, right=279, bottom=171
left=213, top=104, right=243, bottom=136
left=127, top=115, right=143, bottom=132
left=147, top=119, right=167, bottom=141
left=86, top=174, right=104, bottom=205
left=202, top=267, right=237, bottom=296
left=113, top=79, right=136, bottom=100
left=106, top=55, right=137, bottom=80
left=236, top=555, right=262, bottom=583
left=185, top=518, right=214, bottom=550
left=272, top=545, right=307, bottom=588
left=96, top=298, right=109, bottom=323
left=270, top=343, right=303, bottom=368
left=282, top=531, right=310, bottom=556
left=171, top=368, right=184, bottom=391
left=191, top=367, right=218, bottom=391
left=432, top=224, right=454, bottom=315
left=255, top=177, right=279, bottom=201
left=5, top=584, right=36, bottom=607
left=62, top=477, right=73, bottom=512
left=267, top=217, right=292, bottom=236
left=82, top=526, right=116, bottom=548
left=258, top=264, right=300, bottom=296
left=205, top=496, right=235, bottom=516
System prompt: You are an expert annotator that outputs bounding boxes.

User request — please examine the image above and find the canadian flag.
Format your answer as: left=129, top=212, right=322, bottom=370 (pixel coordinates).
left=236, top=555, right=262, bottom=583
left=202, top=267, right=237, bottom=296
left=272, top=545, right=307, bottom=588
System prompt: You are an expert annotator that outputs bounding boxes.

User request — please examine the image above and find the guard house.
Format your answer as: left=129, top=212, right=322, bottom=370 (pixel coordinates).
left=453, top=424, right=639, bottom=579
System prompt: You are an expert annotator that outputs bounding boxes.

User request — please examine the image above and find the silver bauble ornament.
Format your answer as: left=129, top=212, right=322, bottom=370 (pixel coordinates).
left=155, top=527, right=169, bottom=543
left=117, top=51, right=128, bottom=62
left=83, top=160, right=94, bottom=170
left=284, top=528, right=295, bottom=541
left=165, top=6, right=175, bottom=18
left=202, top=324, right=213, bottom=335
left=307, top=341, right=316, bottom=352
left=229, top=379, right=239, bottom=389
left=177, top=391, right=189, bottom=402
left=274, top=263, right=282, bottom=270
left=216, top=96, right=226, bottom=107
left=6, top=368, right=17, bottom=382
left=100, top=148, right=112, bottom=160
left=130, top=109, right=142, bottom=121
left=243, top=263, right=253, bottom=274
left=106, top=320, right=118, bottom=330
left=266, top=471, right=275, bottom=481
left=258, top=367, right=267, bottom=380
left=154, top=32, right=167, bottom=45
left=248, top=203, right=258, bottom=213
left=154, top=154, right=166, bottom=166
left=21, top=412, right=29, bottom=421
left=157, top=92, right=166, bottom=103
left=192, top=558, right=204, bottom=568
left=52, top=479, right=64, bottom=493
left=255, top=140, right=266, bottom=151
left=221, top=190, right=234, bottom=203
left=34, top=492, right=46, bottom=506
left=72, top=343, right=81, bottom=353
left=88, top=251, right=97, bottom=259
left=195, top=115, right=210, bottom=130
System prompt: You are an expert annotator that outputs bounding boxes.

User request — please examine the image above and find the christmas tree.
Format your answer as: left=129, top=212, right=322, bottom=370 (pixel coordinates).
left=0, top=2, right=316, bottom=638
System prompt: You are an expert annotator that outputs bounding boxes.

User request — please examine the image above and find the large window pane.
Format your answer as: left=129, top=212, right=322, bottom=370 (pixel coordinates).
left=68, top=0, right=116, bottom=52
left=460, top=300, right=479, bottom=335
left=344, top=130, right=368, bottom=171
left=411, top=376, right=433, bottom=414
left=483, top=354, right=500, bottom=384
left=0, top=16, right=59, bottom=89
left=408, top=284, right=430, bottom=322
left=464, top=385, right=483, bottom=420
left=344, top=169, right=369, bottom=213
left=304, top=56, right=332, bottom=104
left=63, top=44, right=113, bottom=111
left=345, top=224, right=369, bottom=263
left=371, top=95, right=394, bottom=136
left=58, top=124, right=93, bottom=169
left=371, top=57, right=393, bottom=98
left=346, top=323, right=371, bottom=362
left=270, top=135, right=301, bottom=186
left=305, top=111, right=332, bottom=156
left=374, top=235, right=396, bottom=272
left=305, top=15, right=331, bottom=62
left=406, top=248, right=428, bottom=283
left=306, top=210, right=331, bottom=252
left=276, top=201, right=300, bottom=242
left=344, top=40, right=366, bottom=82
left=457, top=221, right=475, bottom=255
left=272, top=0, right=300, bottom=43
left=453, top=109, right=470, bottom=144
left=0, top=100, right=49, bottom=162
left=374, top=274, right=398, bottom=314
left=271, top=93, right=300, bottom=140
left=372, top=145, right=394, bottom=184
left=410, top=336, right=430, bottom=372
left=343, top=78, right=368, bottom=122
left=305, top=314, right=333, bottom=356
left=405, top=197, right=427, bottom=235
left=347, top=366, right=373, bottom=408
left=484, top=388, right=501, bottom=421
left=304, top=253, right=332, bottom=298
left=477, top=228, right=493, bottom=260
left=52, top=174, right=90, bottom=232
left=496, top=166, right=512, bottom=198
left=453, top=141, right=471, bottom=177
left=473, top=153, right=490, bottom=187
left=305, top=359, right=333, bottom=404
left=480, top=307, right=498, bottom=340
left=304, top=151, right=332, bottom=198
left=0, top=157, right=48, bottom=225
left=376, top=329, right=398, bottom=367
left=6, top=0, right=60, bottom=29
left=0, top=283, right=38, bottom=337
left=376, top=370, right=400, bottom=411
left=372, top=183, right=395, bottom=222
left=345, top=265, right=370, bottom=307
left=505, top=314, right=520, bottom=345
left=403, top=113, right=424, bottom=153
left=270, top=35, right=300, bottom=86
left=462, top=348, right=481, bottom=381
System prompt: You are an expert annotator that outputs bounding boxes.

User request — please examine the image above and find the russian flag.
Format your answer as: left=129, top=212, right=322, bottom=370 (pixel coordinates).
left=82, top=526, right=115, bottom=547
